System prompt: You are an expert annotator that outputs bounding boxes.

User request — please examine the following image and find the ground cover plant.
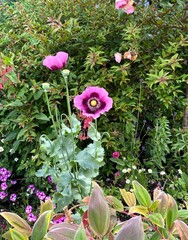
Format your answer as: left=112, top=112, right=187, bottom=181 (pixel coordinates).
left=0, top=0, right=188, bottom=239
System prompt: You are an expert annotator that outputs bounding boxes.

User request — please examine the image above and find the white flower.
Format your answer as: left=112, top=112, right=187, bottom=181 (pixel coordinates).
left=132, top=165, right=137, bottom=170
left=148, top=169, right=152, bottom=173
left=138, top=169, right=142, bottom=173
left=122, top=169, right=127, bottom=173
left=9, top=149, right=15, bottom=154
left=127, top=168, right=131, bottom=173
left=178, top=169, right=183, bottom=175
left=0, top=146, right=4, bottom=152
left=126, top=179, right=131, bottom=184
left=1, top=139, right=4, bottom=143
left=160, top=171, right=166, bottom=176
left=141, top=168, right=145, bottom=172
left=14, top=158, right=19, bottom=162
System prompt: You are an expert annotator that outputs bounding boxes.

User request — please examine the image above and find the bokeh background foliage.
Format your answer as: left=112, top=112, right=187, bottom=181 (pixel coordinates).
left=0, top=0, right=188, bottom=200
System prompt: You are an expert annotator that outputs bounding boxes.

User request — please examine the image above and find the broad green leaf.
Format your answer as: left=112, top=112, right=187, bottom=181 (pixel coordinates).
left=31, top=210, right=53, bottom=240
left=114, top=216, right=144, bottom=240
left=148, top=213, right=164, bottom=228
left=120, top=189, right=136, bottom=207
left=106, top=196, right=124, bottom=212
left=175, top=220, right=188, bottom=240
left=129, top=205, right=149, bottom=216
left=177, top=210, right=188, bottom=220
left=88, top=182, right=110, bottom=237
left=132, top=181, right=151, bottom=207
left=10, top=228, right=29, bottom=240
left=150, top=232, right=161, bottom=240
left=45, top=223, right=78, bottom=240
left=74, top=223, right=87, bottom=240
left=166, top=194, right=178, bottom=231
left=0, top=212, right=31, bottom=236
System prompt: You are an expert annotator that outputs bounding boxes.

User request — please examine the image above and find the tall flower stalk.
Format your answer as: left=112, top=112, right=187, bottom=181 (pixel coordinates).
left=37, top=51, right=113, bottom=211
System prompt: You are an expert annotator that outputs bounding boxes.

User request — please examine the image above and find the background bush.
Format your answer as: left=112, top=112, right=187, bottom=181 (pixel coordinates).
left=0, top=0, right=188, bottom=208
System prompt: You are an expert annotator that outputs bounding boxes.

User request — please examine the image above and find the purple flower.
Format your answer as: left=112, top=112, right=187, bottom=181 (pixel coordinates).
left=0, top=191, right=7, bottom=199
left=53, top=216, right=66, bottom=224
left=6, top=170, right=11, bottom=178
left=10, top=193, right=17, bottom=202
left=27, top=184, right=35, bottom=194
left=47, top=175, right=52, bottom=184
left=36, top=191, right=46, bottom=200
left=74, top=86, right=113, bottom=119
left=27, top=213, right=37, bottom=222
left=10, top=180, right=17, bottom=185
left=112, top=151, right=120, bottom=158
left=1, top=182, right=8, bottom=190
left=0, top=168, right=7, bottom=175
left=25, top=205, right=32, bottom=214
left=43, top=52, right=68, bottom=71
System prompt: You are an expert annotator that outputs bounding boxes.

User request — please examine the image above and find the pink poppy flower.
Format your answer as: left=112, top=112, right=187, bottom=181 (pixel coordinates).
left=42, top=52, right=68, bottom=71
left=115, top=0, right=127, bottom=9
left=114, top=52, right=122, bottom=63
left=74, top=86, right=113, bottom=119
left=112, top=151, right=120, bottom=158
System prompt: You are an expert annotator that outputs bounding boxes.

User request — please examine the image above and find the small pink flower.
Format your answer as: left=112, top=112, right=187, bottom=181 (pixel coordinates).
left=27, top=213, right=37, bottom=222
left=0, top=84, right=3, bottom=89
left=74, top=86, right=113, bottom=119
left=114, top=52, right=122, bottom=63
left=115, top=0, right=127, bottom=9
left=43, top=52, right=68, bottom=71
left=112, top=151, right=120, bottom=158
left=115, top=171, right=121, bottom=177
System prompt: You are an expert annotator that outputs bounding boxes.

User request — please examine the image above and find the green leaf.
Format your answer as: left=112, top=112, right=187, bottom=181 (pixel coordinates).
left=74, top=223, right=87, bottom=240
left=34, top=90, right=44, bottom=100
left=114, top=216, right=144, bottom=240
left=129, top=205, right=149, bottom=216
left=166, top=194, right=178, bottom=231
left=132, top=181, right=152, bottom=207
left=120, top=189, right=136, bottom=207
left=88, top=182, right=110, bottom=237
left=10, top=228, right=29, bottom=240
left=0, top=212, right=31, bottom=236
left=106, top=196, right=124, bottom=212
left=148, top=213, right=164, bottom=228
left=40, top=199, right=54, bottom=215
left=177, top=210, right=188, bottom=220
left=35, top=113, right=49, bottom=121
left=149, top=200, right=161, bottom=212
left=31, top=210, right=53, bottom=240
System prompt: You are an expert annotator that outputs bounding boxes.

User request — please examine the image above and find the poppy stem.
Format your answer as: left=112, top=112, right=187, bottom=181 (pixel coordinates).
left=44, top=91, right=58, bottom=137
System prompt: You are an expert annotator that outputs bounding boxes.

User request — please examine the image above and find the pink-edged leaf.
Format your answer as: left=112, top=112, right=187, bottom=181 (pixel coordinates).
left=114, top=216, right=145, bottom=240
left=175, top=220, right=188, bottom=240
left=45, top=222, right=79, bottom=240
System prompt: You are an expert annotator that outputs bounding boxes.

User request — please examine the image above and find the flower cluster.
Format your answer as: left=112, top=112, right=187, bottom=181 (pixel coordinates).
left=0, top=167, right=17, bottom=202
left=25, top=205, right=37, bottom=222
left=115, top=0, right=135, bottom=14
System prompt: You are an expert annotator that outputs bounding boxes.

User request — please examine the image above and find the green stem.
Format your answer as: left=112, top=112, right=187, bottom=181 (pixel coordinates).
left=44, top=91, right=58, bottom=137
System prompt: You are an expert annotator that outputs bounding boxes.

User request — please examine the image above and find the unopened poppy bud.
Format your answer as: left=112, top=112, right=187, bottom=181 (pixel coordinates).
left=42, top=83, right=50, bottom=91
left=62, top=69, right=70, bottom=78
